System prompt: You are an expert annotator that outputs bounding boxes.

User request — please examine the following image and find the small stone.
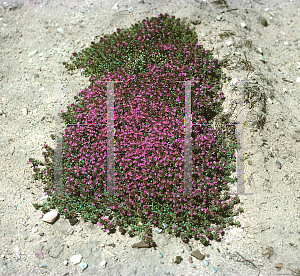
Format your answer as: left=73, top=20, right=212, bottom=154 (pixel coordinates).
left=41, top=264, right=47, bottom=268
left=21, top=107, right=27, bottom=116
left=100, top=260, right=107, bottom=268
left=191, top=264, right=196, bottom=268
left=42, top=210, right=59, bottom=224
left=70, top=254, right=82, bottom=264
left=113, top=3, right=119, bottom=10
left=35, top=250, right=44, bottom=260
left=163, top=271, right=170, bottom=275
left=226, top=41, right=233, bottom=46
left=68, top=218, right=79, bottom=226
left=191, top=249, right=205, bottom=260
left=189, top=256, right=193, bottom=263
left=158, top=253, right=163, bottom=258
left=128, top=7, right=133, bottom=12
left=28, top=50, right=37, bottom=57
left=154, top=227, right=162, bottom=234
left=0, top=110, right=2, bottom=115
left=216, top=15, right=222, bottom=21
left=56, top=28, right=63, bottom=34
left=284, top=41, right=289, bottom=46
left=262, top=246, right=274, bottom=258
left=79, top=262, right=88, bottom=271
left=64, top=260, right=68, bottom=266
left=258, top=15, right=268, bottom=27
left=296, top=77, right=300, bottom=83
left=211, top=267, right=218, bottom=273
left=230, top=78, right=238, bottom=86
left=241, top=22, right=247, bottom=28
left=132, top=241, right=151, bottom=248
left=204, top=260, right=209, bottom=266
left=257, top=47, right=263, bottom=54
left=276, top=160, right=282, bottom=169
left=259, top=56, right=265, bottom=62
left=275, top=263, right=283, bottom=269
left=174, top=256, right=183, bottom=264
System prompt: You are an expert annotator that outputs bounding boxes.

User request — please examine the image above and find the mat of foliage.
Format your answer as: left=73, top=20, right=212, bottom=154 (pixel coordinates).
left=28, top=13, right=243, bottom=246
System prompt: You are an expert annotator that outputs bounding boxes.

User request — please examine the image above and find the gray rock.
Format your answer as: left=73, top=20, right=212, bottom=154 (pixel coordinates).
left=258, top=15, right=268, bottom=27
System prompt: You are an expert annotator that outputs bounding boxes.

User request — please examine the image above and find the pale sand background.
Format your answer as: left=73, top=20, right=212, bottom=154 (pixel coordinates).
left=0, top=0, right=300, bottom=275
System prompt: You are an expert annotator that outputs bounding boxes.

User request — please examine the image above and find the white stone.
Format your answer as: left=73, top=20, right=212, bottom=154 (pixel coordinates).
left=21, top=107, right=27, bottom=116
left=42, top=210, right=58, bottom=224
left=284, top=41, right=289, bottom=46
left=241, top=22, right=247, bottom=28
left=39, top=87, right=44, bottom=91
left=39, top=53, right=44, bottom=57
left=70, top=254, right=82, bottom=264
left=225, top=239, right=230, bottom=244
left=28, top=50, right=37, bottom=57
left=230, top=78, right=238, bottom=86
left=100, top=260, right=107, bottom=268
left=113, top=3, right=119, bottom=10
left=257, top=47, right=263, bottom=54
left=226, top=41, right=233, bottom=46
left=64, top=260, right=68, bottom=266
left=296, top=77, right=300, bottom=83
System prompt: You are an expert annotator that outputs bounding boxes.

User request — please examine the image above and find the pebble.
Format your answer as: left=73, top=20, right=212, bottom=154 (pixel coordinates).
left=28, top=50, right=37, bottom=57
left=173, top=256, right=183, bottom=264
left=154, top=227, right=163, bottom=234
left=257, top=47, right=263, bottom=54
left=216, top=15, right=222, bottom=21
left=226, top=41, right=233, bottom=46
left=128, top=7, right=134, bottom=13
left=259, top=56, right=265, bottom=62
left=241, top=22, right=247, bottom=28
left=131, top=241, right=151, bottom=248
left=190, top=249, right=205, bottom=260
left=35, top=250, right=44, bottom=260
left=158, top=253, right=163, bottom=258
left=230, top=78, right=238, bottom=86
left=70, top=254, right=82, bottom=265
left=296, top=77, right=300, bottom=83
left=163, top=271, right=170, bottom=275
left=113, top=3, right=119, bottom=10
left=21, top=107, right=27, bottom=116
left=211, top=267, right=218, bottom=273
left=257, top=15, right=268, bottom=27
left=276, top=160, right=282, bottom=169
left=57, top=28, right=63, bottom=34
left=191, top=264, right=196, bottom=268
left=79, top=262, right=88, bottom=271
left=42, top=210, right=59, bottom=224
left=100, top=260, right=107, bottom=268
left=204, top=260, right=209, bottom=266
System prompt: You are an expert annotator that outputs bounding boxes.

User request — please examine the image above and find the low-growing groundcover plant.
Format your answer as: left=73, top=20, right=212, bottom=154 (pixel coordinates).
left=28, top=13, right=243, bottom=247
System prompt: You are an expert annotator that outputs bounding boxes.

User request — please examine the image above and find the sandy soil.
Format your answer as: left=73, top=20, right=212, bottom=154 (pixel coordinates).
left=0, top=0, right=300, bottom=275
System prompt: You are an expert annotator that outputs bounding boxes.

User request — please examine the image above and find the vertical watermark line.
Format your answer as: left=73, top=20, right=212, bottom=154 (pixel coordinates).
left=236, top=81, right=249, bottom=195
left=107, top=81, right=115, bottom=196
left=53, top=81, right=63, bottom=197
left=184, top=81, right=193, bottom=197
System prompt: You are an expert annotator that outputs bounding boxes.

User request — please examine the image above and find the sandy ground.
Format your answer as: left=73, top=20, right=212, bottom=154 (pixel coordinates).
left=0, top=0, right=300, bottom=275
